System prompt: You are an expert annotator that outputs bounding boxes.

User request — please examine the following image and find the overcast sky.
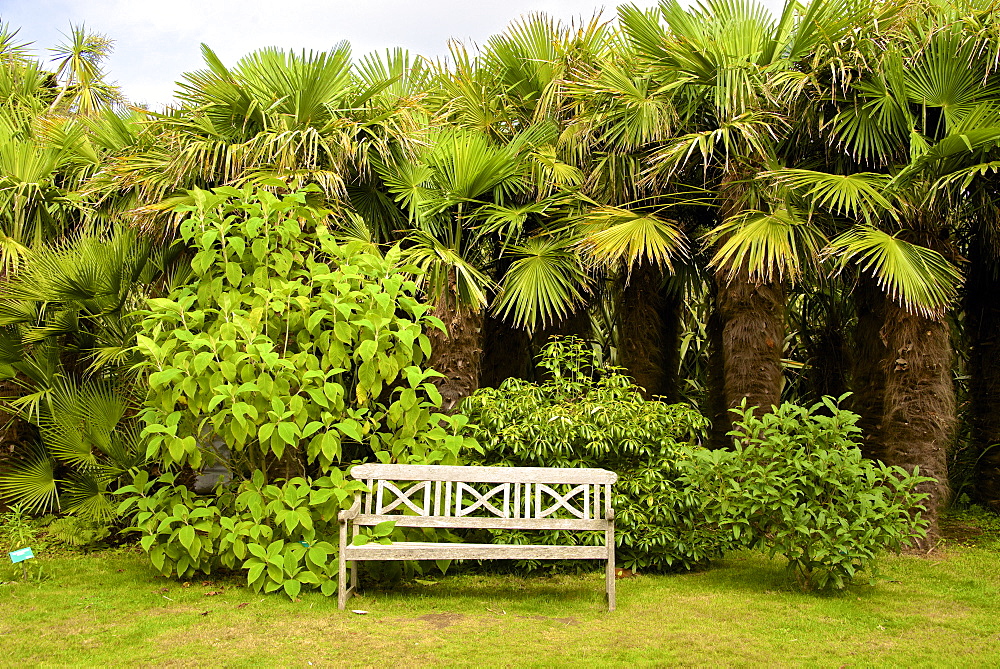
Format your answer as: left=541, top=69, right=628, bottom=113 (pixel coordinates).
left=1, top=0, right=783, bottom=109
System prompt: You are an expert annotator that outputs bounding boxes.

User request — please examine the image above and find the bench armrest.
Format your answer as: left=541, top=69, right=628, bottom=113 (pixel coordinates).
left=605, top=508, right=615, bottom=521
left=338, top=493, right=362, bottom=523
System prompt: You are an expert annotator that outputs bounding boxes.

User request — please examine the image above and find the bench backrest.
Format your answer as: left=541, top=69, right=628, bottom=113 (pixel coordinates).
left=349, top=464, right=617, bottom=531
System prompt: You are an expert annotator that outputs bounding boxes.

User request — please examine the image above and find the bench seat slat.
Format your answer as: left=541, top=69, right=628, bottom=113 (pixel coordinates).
left=350, top=464, right=617, bottom=485
left=352, top=514, right=608, bottom=531
left=343, top=542, right=607, bottom=561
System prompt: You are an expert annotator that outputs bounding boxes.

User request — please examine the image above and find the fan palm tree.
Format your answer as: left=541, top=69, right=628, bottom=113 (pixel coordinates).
left=377, top=124, right=580, bottom=409
left=602, top=0, right=872, bottom=433
left=0, top=227, right=177, bottom=517
left=108, top=42, right=424, bottom=222
left=47, top=24, right=122, bottom=115
left=432, top=15, right=610, bottom=388
left=758, top=9, right=1000, bottom=540
left=560, top=20, right=695, bottom=400
left=0, top=25, right=130, bottom=272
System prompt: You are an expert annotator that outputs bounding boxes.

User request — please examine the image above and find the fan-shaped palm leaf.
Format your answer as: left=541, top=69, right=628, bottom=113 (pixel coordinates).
left=403, top=228, right=494, bottom=310
left=826, top=225, right=961, bottom=318
left=492, top=235, right=590, bottom=331
left=576, top=206, right=688, bottom=272
left=0, top=444, right=59, bottom=513
left=761, top=169, right=895, bottom=222
left=708, top=206, right=827, bottom=283
left=60, top=471, right=117, bottom=521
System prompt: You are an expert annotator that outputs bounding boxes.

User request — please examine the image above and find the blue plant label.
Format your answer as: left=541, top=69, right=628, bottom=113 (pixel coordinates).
left=9, top=547, right=34, bottom=563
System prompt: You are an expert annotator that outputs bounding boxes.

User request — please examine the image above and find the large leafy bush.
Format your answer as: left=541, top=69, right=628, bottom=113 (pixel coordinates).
left=462, top=337, right=723, bottom=572
left=684, top=399, right=931, bottom=590
left=138, top=186, right=469, bottom=473
left=118, top=470, right=373, bottom=598
left=125, top=186, right=476, bottom=597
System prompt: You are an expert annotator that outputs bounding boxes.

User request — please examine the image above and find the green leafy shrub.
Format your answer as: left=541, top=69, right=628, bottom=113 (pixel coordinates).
left=138, top=186, right=472, bottom=474
left=125, top=186, right=477, bottom=597
left=0, top=504, right=37, bottom=553
left=118, top=470, right=377, bottom=598
left=462, top=337, right=724, bottom=572
left=684, top=399, right=932, bottom=590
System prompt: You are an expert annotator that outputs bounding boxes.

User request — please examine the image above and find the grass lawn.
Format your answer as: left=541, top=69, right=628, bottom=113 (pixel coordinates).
left=3, top=514, right=1000, bottom=667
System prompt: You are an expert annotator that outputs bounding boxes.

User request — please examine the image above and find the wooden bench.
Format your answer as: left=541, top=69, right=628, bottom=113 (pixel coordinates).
left=338, top=464, right=618, bottom=611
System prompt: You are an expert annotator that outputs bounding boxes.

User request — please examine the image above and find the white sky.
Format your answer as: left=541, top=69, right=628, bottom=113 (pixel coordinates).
left=1, top=0, right=783, bottom=109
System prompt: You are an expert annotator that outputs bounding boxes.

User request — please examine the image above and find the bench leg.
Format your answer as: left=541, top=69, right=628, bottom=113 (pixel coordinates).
left=606, top=520, right=616, bottom=611
left=338, top=521, right=348, bottom=610
left=351, top=526, right=359, bottom=592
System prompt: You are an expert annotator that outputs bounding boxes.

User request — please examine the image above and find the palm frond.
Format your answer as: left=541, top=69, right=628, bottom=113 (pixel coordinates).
left=576, top=206, right=688, bottom=272
left=60, top=471, right=117, bottom=521
left=826, top=225, right=962, bottom=318
left=492, top=235, right=590, bottom=332
left=708, top=206, right=828, bottom=283
left=761, top=169, right=895, bottom=222
left=0, top=444, right=59, bottom=513
left=403, top=228, right=494, bottom=311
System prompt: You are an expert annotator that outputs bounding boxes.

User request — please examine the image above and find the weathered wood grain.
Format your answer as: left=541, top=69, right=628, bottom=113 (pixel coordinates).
left=351, top=514, right=608, bottom=531
left=350, top=463, right=617, bottom=484
left=343, top=542, right=608, bottom=561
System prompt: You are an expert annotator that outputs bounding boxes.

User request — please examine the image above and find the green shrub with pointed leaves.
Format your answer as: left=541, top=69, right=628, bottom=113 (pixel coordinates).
left=117, top=470, right=391, bottom=598
left=138, top=186, right=472, bottom=473
left=126, top=186, right=477, bottom=598
left=462, top=337, right=725, bottom=572
left=683, top=399, right=932, bottom=591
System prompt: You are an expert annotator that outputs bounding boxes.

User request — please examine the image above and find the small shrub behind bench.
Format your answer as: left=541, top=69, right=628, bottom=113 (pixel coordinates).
left=462, top=338, right=727, bottom=573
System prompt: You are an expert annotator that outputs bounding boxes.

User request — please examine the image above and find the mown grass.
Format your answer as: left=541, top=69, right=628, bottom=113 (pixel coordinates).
left=2, top=513, right=1000, bottom=667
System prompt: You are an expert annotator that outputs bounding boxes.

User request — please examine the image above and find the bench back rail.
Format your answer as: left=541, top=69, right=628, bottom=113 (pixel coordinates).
left=349, top=464, right=613, bottom=531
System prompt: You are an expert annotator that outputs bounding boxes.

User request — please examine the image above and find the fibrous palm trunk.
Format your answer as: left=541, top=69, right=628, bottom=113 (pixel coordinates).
left=617, top=263, right=684, bottom=401
left=805, top=296, right=850, bottom=406
left=877, top=298, right=954, bottom=548
left=660, top=284, right=683, bottom=405
left=707, top=281, right=728, bottom=448
left=967, top=244, right=1000, bottom=510
left=426, top=294, right=484, bottom=413
left=709, top=268, right=785, bottom=445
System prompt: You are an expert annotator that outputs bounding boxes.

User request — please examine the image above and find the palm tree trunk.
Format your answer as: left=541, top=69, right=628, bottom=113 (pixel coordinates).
left=426, top=294, right=484, bottom=413
left=616, top=262, right=683, bottom=401
left=707, top=279, right=729, bottom=448
left=967, top=246, right=1000, bottom=510
left=877, top=297, right=954, bottom=548
left=850, top=273, right=889, bottom=463
left=711, top=267, right=785, bottom=441
left=660, top=282, right=683, bottom=405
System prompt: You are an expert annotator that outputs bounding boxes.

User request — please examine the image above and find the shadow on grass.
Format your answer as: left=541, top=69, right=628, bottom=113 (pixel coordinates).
left=673, top=551, right=881, bottom=601
left=355, top=571, right=608, bottom=610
